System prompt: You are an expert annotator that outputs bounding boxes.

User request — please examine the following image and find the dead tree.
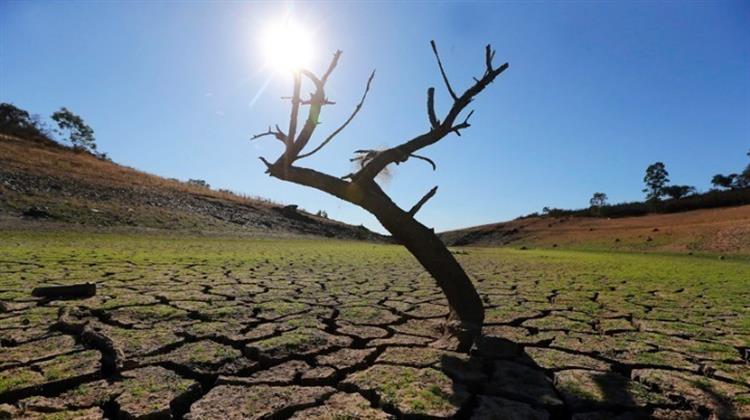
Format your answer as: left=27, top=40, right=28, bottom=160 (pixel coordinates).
left=251, top=41, right=508, bottom=351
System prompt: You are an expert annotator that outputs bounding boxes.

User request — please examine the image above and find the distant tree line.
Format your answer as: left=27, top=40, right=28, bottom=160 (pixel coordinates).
left=533, top=151, right=750, bottom=219
left=0, top=103, right=105, bottom=159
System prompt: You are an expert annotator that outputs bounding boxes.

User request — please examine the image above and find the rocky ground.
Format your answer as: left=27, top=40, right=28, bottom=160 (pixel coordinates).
left=0, top=134, right=384, bottom=241
left=0, top=233, right=748, bottom=419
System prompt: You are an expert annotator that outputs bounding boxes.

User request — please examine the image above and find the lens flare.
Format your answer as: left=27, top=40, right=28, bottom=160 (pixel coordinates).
left=260, top=18, right=314, bottom=72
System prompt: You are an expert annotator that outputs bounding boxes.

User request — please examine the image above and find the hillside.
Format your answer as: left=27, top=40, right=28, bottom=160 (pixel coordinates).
left=440, top=205, right=750, bottom=255
left=0, top=134, right=383, bottom=240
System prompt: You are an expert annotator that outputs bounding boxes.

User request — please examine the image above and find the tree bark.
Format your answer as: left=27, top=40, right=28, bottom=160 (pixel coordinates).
left=367, top=195, right=484, bottom=351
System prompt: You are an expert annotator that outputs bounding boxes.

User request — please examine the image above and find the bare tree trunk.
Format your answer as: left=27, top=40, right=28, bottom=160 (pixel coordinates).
left=372, top=203, right=484, bottom=351
left=355, top=183, right=483, bottom=350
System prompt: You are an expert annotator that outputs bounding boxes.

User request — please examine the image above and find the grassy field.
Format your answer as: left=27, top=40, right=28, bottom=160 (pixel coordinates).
left=1, top=230, right=748, bottom=418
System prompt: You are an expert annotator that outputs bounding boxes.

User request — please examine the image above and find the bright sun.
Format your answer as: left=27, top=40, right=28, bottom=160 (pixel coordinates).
left=260, top=18, right=314, bottom=72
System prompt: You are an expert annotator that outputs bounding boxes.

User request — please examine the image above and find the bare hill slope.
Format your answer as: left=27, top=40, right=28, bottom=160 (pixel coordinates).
left=440, top=205, right=750, bottom=255
left=0, top=134, right=383, bottom=240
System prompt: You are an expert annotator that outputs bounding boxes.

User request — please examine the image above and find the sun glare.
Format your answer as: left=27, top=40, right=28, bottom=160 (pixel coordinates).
left=260, top=18, right=314, bottom=72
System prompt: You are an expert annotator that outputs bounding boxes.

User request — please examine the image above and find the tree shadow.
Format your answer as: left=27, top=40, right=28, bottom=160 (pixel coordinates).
left=438, top=334, right=732, bottom=419
left=440, top=335, right=566, bottom=419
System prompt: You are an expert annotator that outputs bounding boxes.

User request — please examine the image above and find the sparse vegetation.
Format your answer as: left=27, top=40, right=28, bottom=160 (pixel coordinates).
left=0, top=231, right=746, bottom=418
left=0, top=135, right=383, bottom=240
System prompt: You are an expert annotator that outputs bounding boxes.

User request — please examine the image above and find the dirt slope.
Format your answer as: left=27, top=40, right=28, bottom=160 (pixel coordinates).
left=441, top=205, right=750, bottom=255
left=0, top=134, right=384, bottom=240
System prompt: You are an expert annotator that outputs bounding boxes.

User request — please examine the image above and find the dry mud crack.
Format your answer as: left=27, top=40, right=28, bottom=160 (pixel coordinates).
left=0, top=237, right=748, bottom=419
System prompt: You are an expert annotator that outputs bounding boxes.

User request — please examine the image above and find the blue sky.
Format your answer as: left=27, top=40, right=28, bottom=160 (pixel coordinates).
left=2, top=1, right=748, bottom=233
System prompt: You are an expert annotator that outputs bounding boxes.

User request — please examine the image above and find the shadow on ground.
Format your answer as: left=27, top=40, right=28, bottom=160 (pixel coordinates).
left=440, top=335, right=740, bottom=419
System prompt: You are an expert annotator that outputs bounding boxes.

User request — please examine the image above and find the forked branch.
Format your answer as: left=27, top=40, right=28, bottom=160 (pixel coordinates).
left=351, top=42, right=509, bottom=182
left=297, top=70, right=376, bottom=160
left=251, top=125, right=287, bottom=144
left=451, top=109, right=474, bottom=137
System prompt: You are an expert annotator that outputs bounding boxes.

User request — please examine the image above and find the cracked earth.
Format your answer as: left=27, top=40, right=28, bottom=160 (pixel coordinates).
left=0, top=234, right=748, bottom=419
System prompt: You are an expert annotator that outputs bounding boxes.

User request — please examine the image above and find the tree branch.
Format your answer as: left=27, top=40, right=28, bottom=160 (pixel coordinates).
left=409, top=153, right=436, bottom=170
left=286, top=72, right=302, bottom=147
left=408, top=186, right=438, bottom=216
left=264, top=161, right=366, bottom=207
left=286, top=51, right=346, bottom=161
left=353, top=44, right=508, bottom=182
left=301, top=97, right=335, bottom=106
left=484, top=44, right=495, bottom=76
left=322, top=50, right=343, bottom=84
left=427, top=87, right=439, bottom=129
left=430, top=40, right=458, bottom=101
left=259, top=156, right=273, bottom=172
left=296, top=70, right=376, bottom=160
left=451, top=109, right=474, bottom=137
left=251, top=125, right=287, bottom=144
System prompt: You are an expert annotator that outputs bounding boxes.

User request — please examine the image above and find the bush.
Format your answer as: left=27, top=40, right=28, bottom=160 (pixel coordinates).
left=187, top=179, right=210, bottom=189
